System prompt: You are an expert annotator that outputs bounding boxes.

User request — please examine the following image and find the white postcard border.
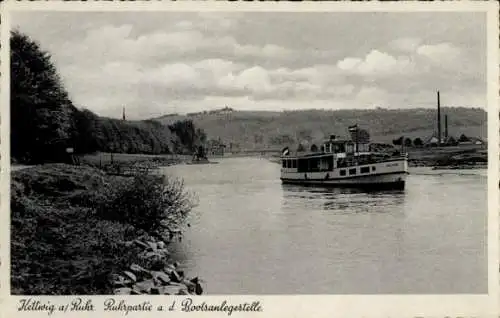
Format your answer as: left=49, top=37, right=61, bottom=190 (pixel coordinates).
left=1, top=1, right=498, bottom=317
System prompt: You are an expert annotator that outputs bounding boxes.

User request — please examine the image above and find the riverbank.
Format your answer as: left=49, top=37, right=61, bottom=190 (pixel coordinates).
left=11, top=164, right=202, bottom=295
left=80, top=152, right=192, bottom=168
left=407, top=146, right=487, bottom=168
left=11, top=152, right=194, bottom=174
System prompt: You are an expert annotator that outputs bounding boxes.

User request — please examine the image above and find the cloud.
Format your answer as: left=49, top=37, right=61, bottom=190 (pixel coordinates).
left=219, top=66, right=273, bottom=94
left=11, top=12, right=487, bottom=119
left=416, top=43, right=463, bottom=67
left=92, top=25, right=292, bottom=63
left=337, top=50, right=415, bottom=77
left=389, top=37, right=422, bottom=52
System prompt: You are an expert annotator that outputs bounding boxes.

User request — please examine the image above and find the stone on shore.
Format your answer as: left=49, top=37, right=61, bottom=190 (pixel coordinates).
left=114, top=287, right=132, bottom=295
left=122, top=271, right=137, bottom=282
left=151, top=271, right=171, bottom=285
left=133, top=279, right=155, bottom=294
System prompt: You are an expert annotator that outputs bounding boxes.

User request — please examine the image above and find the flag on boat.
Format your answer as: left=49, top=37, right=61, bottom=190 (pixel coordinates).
left=282, top=147, right=290, bottom=156
left=348, top=124, right=358, bottom=132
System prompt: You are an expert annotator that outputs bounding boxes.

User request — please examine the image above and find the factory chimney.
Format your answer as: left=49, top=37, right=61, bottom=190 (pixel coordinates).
left=122, top=107, right=126, bottom=121
left=437, top=91, right=441, bottom=146
left=444, top=114, right=448, bottom=139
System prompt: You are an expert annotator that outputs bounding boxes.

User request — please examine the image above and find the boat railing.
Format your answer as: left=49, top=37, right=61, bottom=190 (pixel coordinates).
left=336, top=153, right=407, bottom=168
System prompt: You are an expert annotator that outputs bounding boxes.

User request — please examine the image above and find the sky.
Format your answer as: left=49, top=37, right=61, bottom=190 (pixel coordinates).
left=12, top=11, right=487, bottom=119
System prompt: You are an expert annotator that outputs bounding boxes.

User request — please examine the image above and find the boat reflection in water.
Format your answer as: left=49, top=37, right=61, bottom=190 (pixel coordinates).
left=280, top=183, right=406, bottom=213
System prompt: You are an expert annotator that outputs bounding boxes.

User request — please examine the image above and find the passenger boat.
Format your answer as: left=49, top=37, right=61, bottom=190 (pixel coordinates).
left=280, top=126, right=408, bottom=190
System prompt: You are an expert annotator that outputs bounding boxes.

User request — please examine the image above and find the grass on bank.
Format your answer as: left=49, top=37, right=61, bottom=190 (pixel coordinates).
left=11, top=164, right=196, bottom=295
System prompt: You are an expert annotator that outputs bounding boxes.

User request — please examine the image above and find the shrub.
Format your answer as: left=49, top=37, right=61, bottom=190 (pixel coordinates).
left=11, top=164, right=197, bottom=295
left=11, top=196, right=144, bottom=295
left=96, top=173, right=197, bottom=239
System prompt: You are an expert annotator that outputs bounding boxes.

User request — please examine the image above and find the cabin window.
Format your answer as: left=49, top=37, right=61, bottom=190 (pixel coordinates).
left=282, top=160, right=286, bottom=168
left=358, top=144, right=369, bottom=153
left=337, top=159, right=346, bottom=168
left=372, top=166, right=376, bottom=171
left=340, top=169, right=346, bottom=176
left=360, top=167, right=370, bottom=174
left=298, top=159, right=307, bottom=172
left=349, top=168, right=356, bottom=175
left=327, top=156, right=334, bottom=170
left=292, top=160, right=297, bottom=168
left=346, top=144, right=354, bottom=153
left=309, top=158, right=320, bottom=172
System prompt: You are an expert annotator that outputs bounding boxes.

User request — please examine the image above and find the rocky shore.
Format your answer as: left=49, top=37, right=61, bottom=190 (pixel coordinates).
left=111, top=236, right=202, bottom=295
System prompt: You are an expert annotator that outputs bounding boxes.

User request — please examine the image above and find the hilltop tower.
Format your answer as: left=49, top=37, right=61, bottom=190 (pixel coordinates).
left=122, top=107, right=126, bottom=121
left=437, top=91, right=441, bottom=146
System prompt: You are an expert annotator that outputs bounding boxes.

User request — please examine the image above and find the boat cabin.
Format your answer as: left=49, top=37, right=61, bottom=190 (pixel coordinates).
left=281, top=135, right=389, bottom=173
left=280, top=132, right=408, bottom=189
left=321, top=135, right=370, bottom=154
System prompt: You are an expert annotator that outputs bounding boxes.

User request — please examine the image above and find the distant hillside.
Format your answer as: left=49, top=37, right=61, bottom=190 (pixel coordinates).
left=153, top=107, right=487, bottom=150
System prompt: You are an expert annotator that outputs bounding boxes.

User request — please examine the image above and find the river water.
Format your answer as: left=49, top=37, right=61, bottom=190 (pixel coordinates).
left=162, top=157, right=487, bottom=294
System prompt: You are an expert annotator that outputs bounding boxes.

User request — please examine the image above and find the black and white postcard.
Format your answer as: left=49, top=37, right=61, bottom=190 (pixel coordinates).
left=1, top=1, right=498, bottom=317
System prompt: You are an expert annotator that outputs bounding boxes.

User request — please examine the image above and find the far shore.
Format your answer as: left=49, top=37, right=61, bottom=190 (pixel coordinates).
left=11, top=143, right=488, bottom=172
left=264, top=144, right=487, bottom=169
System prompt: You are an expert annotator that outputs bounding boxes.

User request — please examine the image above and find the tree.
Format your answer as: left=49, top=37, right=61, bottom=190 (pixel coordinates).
left=310, top=144, right=318, bottom=152
left=447, top=136, right=458, bottom=146
left=297, top=143, right=306, bottom=152
left=392, top=136, right=404, bottom=146
left=196, top=128, right=207, bottom=145
left=404, top=138, right=413, bottom=147
left=11, top=30, right=76, bottom=163
left=413, top=137, right=423, bottom=147
left=10, top=31, right=204, bottom=160
left=71, top=108, right=100, bottom=154
left=168, top=119, right=207, bottom=154
left=458, top=134, right=470, bottom=142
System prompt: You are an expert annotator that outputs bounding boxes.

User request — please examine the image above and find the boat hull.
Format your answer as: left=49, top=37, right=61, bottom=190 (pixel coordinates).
left=280, top=171, right=407, bottom=190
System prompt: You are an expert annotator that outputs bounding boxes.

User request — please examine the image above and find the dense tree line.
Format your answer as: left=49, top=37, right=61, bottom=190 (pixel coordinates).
left=72, top=110, right=176, bottom=155
left=168, top=119, right=207, bottom=154
left=11, top=30, right=77, bottom=163
left=10, top=31, right=205, bottom=164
